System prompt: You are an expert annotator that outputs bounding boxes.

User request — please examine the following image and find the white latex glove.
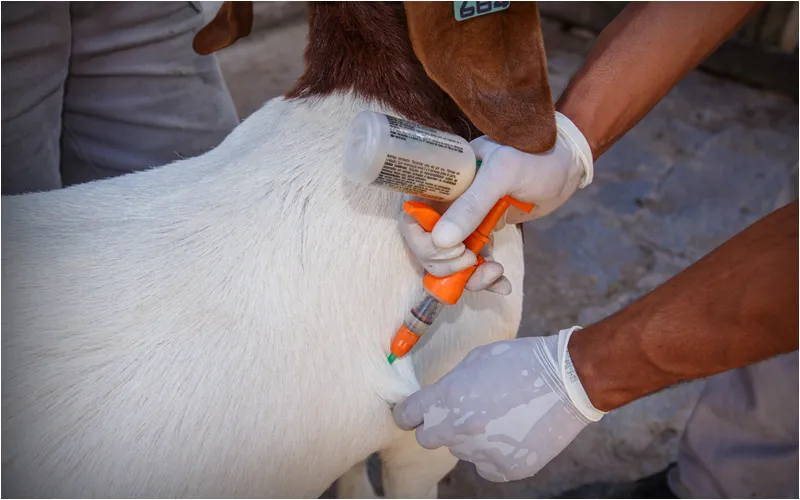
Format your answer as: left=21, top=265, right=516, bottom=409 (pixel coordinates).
left=432, top=112, right=594, bottom=249
left=398, top=113, right=593, bottom=294
left=399, top=213, right=512, bottom=295
left=393, top=327, right=605, bottom=482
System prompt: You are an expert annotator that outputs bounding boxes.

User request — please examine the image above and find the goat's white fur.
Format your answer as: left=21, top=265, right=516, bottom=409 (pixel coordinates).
left=2, top=93, right=524, bottom=498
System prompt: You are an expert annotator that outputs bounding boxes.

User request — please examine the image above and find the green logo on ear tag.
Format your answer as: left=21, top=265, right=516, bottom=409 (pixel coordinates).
left=454, top=1, right=510, bottom=21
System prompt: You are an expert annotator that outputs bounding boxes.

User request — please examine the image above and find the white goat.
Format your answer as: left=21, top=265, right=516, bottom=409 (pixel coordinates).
left=1, top=0, right=561, bottom=494
left=2, top=92, right=525, bottom=497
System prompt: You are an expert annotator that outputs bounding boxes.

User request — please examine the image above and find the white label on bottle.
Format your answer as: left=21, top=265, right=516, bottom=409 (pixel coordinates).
left=374, top=155, right=461, bottom=201
left=372, top=116, right=467, bottom=201
left=385, top=115, right=465, bottom=153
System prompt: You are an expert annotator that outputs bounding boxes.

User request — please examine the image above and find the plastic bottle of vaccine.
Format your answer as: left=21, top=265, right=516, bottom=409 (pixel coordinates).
left=343, top=110, right=476, bottom=202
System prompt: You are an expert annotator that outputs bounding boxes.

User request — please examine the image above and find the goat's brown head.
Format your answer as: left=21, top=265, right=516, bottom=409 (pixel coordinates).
left=194, top=1, right=556, bottom=154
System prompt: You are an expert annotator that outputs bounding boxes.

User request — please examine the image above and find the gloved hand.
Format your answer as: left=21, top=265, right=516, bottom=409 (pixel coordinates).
left=399, top=112, right=594, bottom=294
left=392, top=327, right=605, bottom=482
left=399, top=212, right=512, bottom=295
left=434, top=112, right=594, bottom=251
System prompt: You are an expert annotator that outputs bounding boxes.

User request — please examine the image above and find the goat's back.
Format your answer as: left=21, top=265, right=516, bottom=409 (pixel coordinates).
left=1, top=95, right=524, bottom=497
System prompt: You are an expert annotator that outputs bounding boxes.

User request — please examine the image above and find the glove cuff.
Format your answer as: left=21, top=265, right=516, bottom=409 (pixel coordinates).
left=555, top=112, right=594, bottom=189
left=557, top=326, right=606, bottom=422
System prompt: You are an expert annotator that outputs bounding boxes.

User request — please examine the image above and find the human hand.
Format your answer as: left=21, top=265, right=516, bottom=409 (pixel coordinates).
left=398, top=212, right=512, bottom=295
left=398, top=113, right=593, bottom=292
left=431, top=112, right=594, bottom=249
left=392, top=327, right=605, bottom=482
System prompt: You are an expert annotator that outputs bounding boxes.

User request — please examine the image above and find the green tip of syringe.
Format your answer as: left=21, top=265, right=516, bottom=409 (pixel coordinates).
left=387, top=353, right=397, bottom=365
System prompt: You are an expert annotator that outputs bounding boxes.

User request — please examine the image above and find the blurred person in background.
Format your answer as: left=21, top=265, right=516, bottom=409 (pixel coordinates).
left=1, top=2, right=238, bottom=195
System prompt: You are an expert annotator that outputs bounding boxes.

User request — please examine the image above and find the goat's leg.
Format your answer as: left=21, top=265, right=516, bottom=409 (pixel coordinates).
left=380, top=431, right=458, bottom=499
left=336, top=458, right=378, bottom=499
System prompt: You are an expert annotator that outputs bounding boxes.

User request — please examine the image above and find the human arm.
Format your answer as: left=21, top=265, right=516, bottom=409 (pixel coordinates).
left=571, top=200, right=798, bottom=411
left=420, top=1, right=763, bottom=252
left=557, top=1, right=763, bottom=159
left=394, top=201, right=798, bottom=481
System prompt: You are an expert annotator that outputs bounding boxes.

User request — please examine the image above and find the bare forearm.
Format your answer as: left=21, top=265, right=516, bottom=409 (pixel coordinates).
left=556, top=1, right=762, bottom=159
left=570, top=201, right=799, bottom=412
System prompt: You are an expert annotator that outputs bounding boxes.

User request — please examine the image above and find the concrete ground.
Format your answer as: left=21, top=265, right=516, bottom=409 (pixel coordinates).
left=210, top=2, right=798, bottom=497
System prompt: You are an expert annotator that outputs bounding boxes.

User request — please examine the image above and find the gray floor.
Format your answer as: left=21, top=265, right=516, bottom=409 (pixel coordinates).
left=212, top=3, right=799, bottom=497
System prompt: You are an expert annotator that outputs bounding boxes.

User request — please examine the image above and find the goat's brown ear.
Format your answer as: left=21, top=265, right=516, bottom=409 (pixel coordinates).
left=403, top=2, right=555, bottom=153
left=192, top=1, right=254, bottom=55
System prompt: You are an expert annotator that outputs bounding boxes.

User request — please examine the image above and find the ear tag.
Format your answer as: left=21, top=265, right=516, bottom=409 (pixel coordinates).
left=454, top=1, right=510, bottom=21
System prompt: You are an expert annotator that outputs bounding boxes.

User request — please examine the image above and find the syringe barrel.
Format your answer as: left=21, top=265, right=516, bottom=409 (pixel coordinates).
left=388, top=292, right=446, bottom=361
left=403, top=292, right=444, bottom=337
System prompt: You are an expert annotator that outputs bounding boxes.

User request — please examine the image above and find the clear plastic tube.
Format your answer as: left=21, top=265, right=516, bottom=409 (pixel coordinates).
left=387, top=292, right=446, bottom=364
left=403, top=292, right=444, bottom=337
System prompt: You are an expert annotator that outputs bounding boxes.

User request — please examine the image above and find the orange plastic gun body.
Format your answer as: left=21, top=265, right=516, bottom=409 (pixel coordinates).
left=388, top=195, right=534, bottom=362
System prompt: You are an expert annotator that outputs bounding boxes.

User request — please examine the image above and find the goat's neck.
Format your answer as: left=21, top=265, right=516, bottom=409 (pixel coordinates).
left=286, top=3, right=479, bottom=140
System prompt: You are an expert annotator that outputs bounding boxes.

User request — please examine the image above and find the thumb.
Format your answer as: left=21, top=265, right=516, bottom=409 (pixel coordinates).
left=431, top=166, right=509, bottom=248
left=392, top=386, right=439, bottom=431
